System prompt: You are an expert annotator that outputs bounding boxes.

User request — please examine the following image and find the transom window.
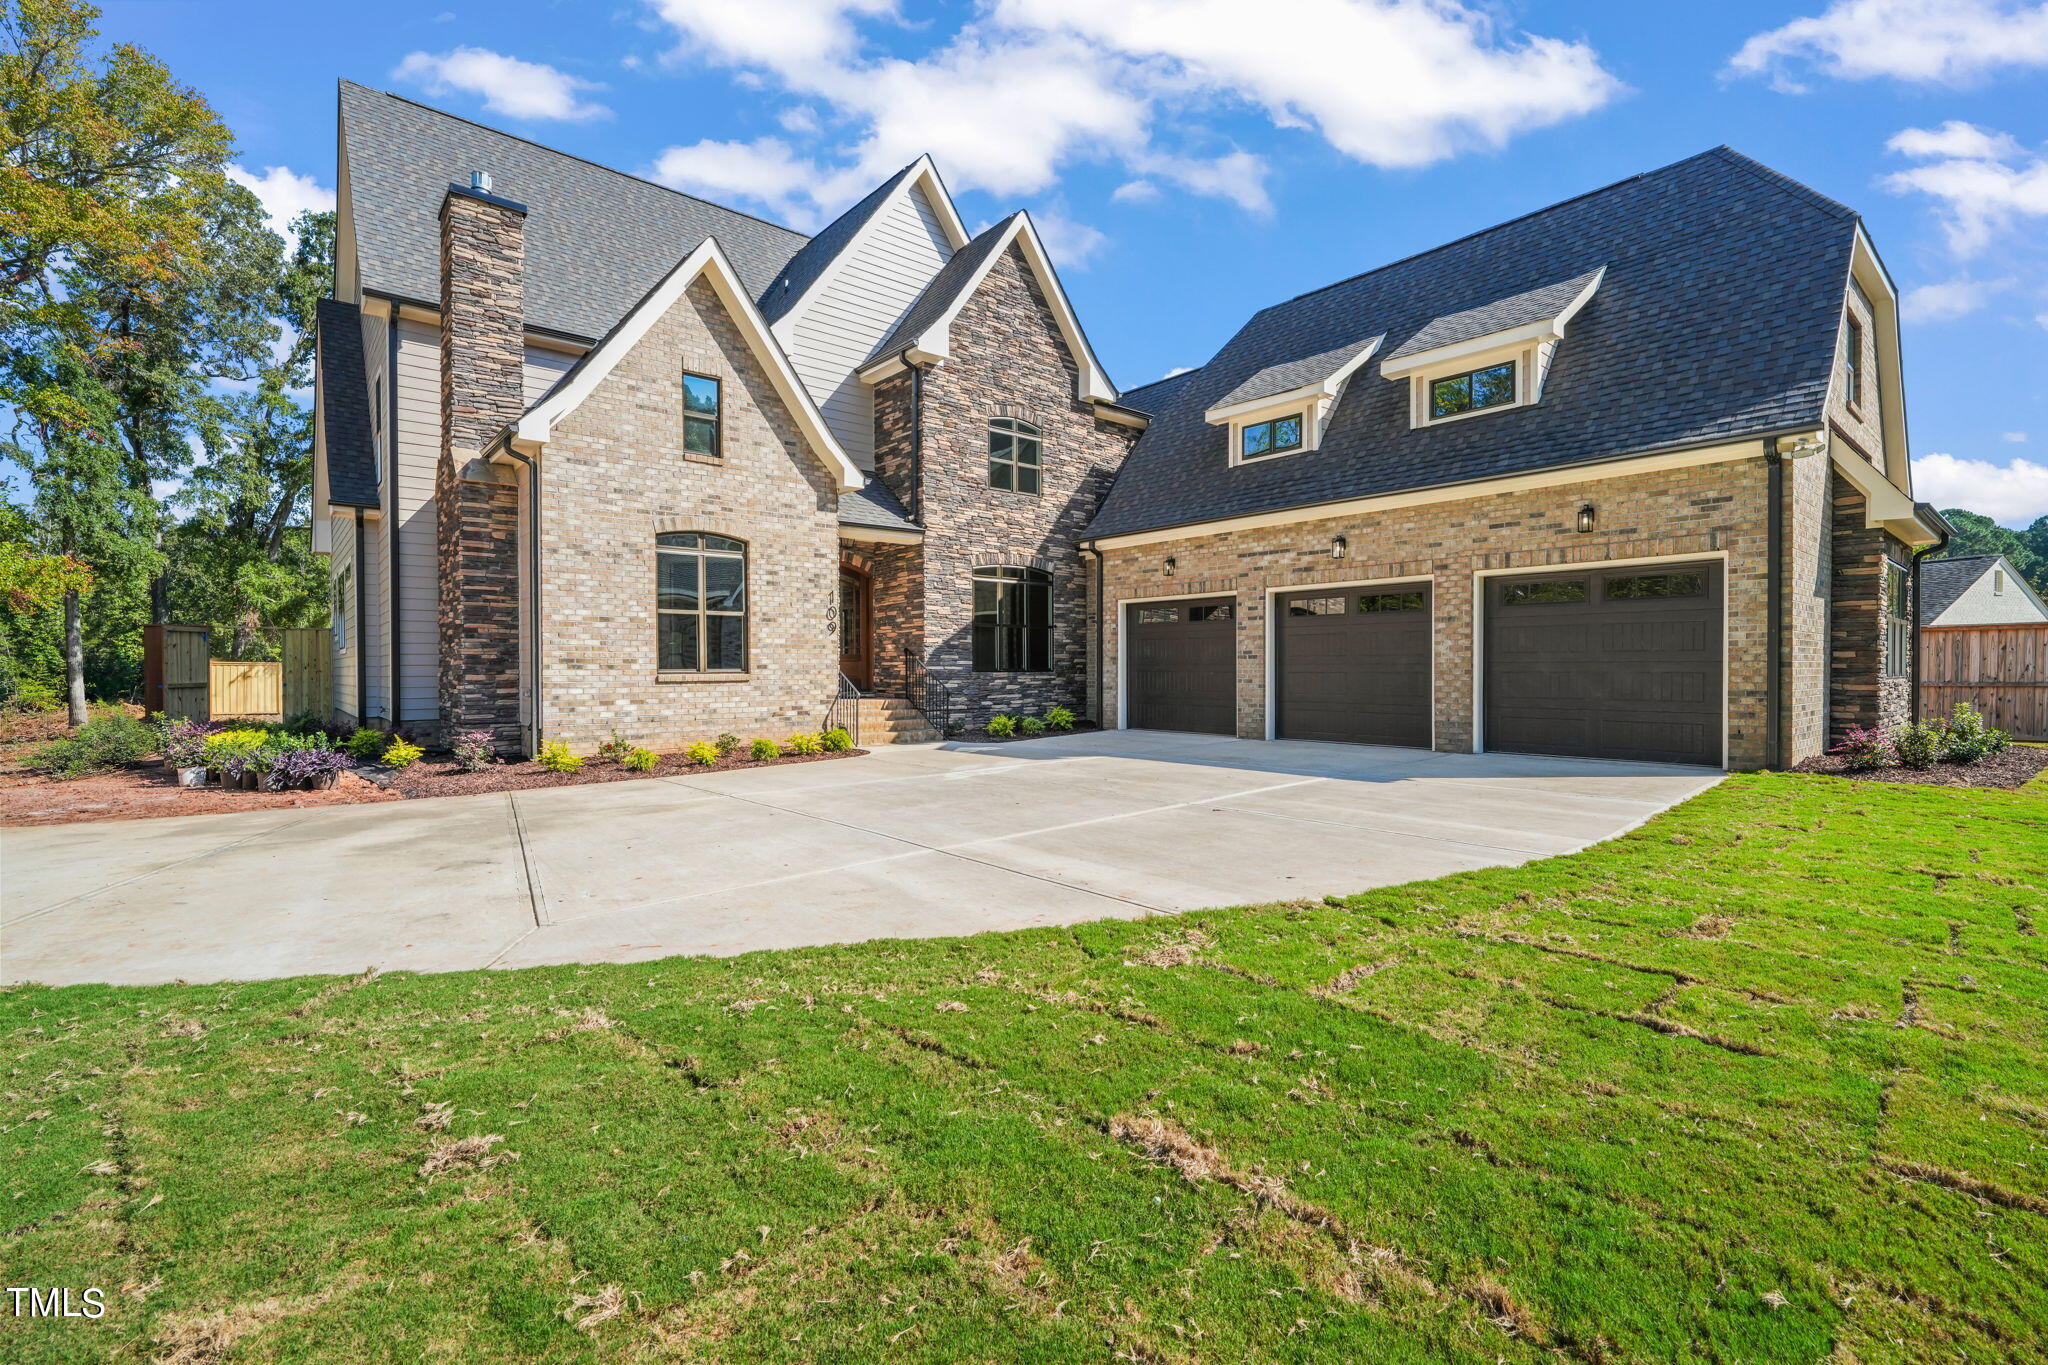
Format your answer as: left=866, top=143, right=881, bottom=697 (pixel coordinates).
left=1187, top=603, right=1233, bottom=621
left=1503, top=578, right=1587, bottom=605
left=657, top=532, right=747, bottom=673
left=989, top=417, right=1042, bottom=493
left=1606, top=572, right=1706, bottom=600
left=1429, top=361, right=1516, bottom=420
left=1359, top=591, right=1425, bottom=613
left=1287, top=596, right=1346, bottom=616
left=1136, top=606, right=1179, bottom=624
left=972, top=566, right=1051, bottom=672
left=1239, top=413, right=1304, bottom=461
left=683, top=372, right=722, bottom=457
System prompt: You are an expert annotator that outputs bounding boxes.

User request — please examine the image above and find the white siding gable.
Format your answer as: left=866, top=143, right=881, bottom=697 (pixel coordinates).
left=786, top=182, right=953, bottom=469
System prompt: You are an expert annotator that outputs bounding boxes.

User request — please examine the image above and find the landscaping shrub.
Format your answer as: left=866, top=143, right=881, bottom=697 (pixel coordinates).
left=714, top=732, right=743, bottom=758
left=749, top=737, right=780, bottom=762
left=272, top=745, right=353, bottom=788
left=382, top=737, right=425, bottom=769
left=344, top=728, right=387, bottom=762
left=1892, top=720, right=1941, bottom=769
left=281, top=711, right=329, bottom=737
left=452, top=730, right=494, bottom=773
left=201, top=728, right=268, bottom=781
left=30, top=710, right=156, bottom=778
left=5, top=679, right=61, bottom=712
left=785, top=731, right=824, bottom=755
left=534, top=740, right=581, bottom=773
left=596, top=729, right=632, bottom=764
left=821, top=727, right=852, bottom=752
left=627, top=746, right=664, bottom=771
left=1833, top=724, right=1894, bottom=770
left=1018, top=715, right=1046, bottom=737
left=1937, top=702, right=2009, bottom=764
left=986, top=714, right=1017, bottom=738
left=683, top=742, right=717, bottom=767
left=1045, top=705, right=1076, bottom=732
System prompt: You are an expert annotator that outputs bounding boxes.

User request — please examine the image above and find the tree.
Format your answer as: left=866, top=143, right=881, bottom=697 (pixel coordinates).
left=1935, top=508, right=2048, bottom=598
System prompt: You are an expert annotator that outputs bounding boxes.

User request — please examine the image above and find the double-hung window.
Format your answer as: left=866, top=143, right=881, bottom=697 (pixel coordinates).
left=1884, top=561, right=1910, bottom=677
left=971, top=567, right=1051, bottom=672
left=989, top=417, right=1042, bottom=493
left=657, top=533, right=747, bottom=673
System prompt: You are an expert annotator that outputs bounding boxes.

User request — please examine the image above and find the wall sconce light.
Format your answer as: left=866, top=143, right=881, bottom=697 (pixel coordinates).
left=1575, top=503, right=1597, bottom=534
left=1330, top=535, right=1348, bottom=560
left=1163, top=556, right=1177, bottom=577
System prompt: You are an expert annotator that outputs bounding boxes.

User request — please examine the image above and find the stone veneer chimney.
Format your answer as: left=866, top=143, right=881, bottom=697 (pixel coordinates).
left=436, top=177, right=527, bottom=751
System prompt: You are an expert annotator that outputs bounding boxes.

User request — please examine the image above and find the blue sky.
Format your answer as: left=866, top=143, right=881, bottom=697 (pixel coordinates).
left=104, top=0, right=2048, bottom=525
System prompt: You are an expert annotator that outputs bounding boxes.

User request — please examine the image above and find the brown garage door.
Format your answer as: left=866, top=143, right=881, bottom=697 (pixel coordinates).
left=1275, top=584, right=1432, bottom=747
left=1125, top=597, right=1235, bottom=735
left=1484, top=562, right=1722, bottom=766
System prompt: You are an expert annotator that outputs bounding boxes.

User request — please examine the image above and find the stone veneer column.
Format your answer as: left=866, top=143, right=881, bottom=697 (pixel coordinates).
left=1828, top=470, right=1912, bottom=740
left=437, top=181, right=527, bottom=752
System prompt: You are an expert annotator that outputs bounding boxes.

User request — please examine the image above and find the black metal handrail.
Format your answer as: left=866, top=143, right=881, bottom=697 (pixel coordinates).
left=901, top=647, right=952, bottom=739
left=829, top=671, right=862, bottom=748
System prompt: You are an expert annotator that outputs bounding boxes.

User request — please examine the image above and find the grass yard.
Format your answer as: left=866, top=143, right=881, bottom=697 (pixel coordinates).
left=4, top=771, right=2046, bottom=1364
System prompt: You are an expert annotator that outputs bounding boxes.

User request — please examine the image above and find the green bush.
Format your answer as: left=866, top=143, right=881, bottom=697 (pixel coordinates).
left=1937, top=702, right=2008, bottom=764
left=30, top=710, right=156, bottom=779
left=749, top=737, right=780, bottom=762
left=344, top=727, right=387, bottom=762
left=381, top=737, right=424, bottom=769
left=625, top=747, right=663, bottom=772
left=821, top=727, right=852, bottom=752
left=534, top=740, right=581, bottom=773
left=5, top=679, right=61, bottom=713
left=785, top=731, right=824, bottom=755
left=281, top=711, right=329, bottom=737
left=985, top=714, right=1017, bottom=738
left=714, top=732, right=744, bottom=758
left=1018, top=715, right=1046, bottom=737
left=683, top=742, right=717, bottom=767
left=596, top=729, right=632, bottom=764
left=1892, top=720, right=1941, bottom=769
left=1044, top=705, right=1076, bottom=732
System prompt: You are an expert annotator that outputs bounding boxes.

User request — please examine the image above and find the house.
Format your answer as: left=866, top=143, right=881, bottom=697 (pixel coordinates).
left=313, top=80, right=1943, bottom=770
left=1918, top=554, right=2048, bottom=628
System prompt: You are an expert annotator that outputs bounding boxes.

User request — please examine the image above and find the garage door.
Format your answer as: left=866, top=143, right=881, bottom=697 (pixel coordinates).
left=1125, top=597, right=1235, bottom=735
left=1275, top=584, right=1432, bottom=747
left=1484, top=563, right=1722, bottom=766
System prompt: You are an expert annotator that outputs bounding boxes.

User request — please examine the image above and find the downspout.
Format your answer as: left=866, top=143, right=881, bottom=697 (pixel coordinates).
left=1766, top=443, right=1784, bottom=771
left=1908, top=503, right=1953, bottom=723
left=386, top=322, right=401, bottom=729
left=909, top=362, right=924, bottom=524
left=504, top=445, right=543, bottom=753
left=1086, top=544, right=1104, bottom=725
left=353, top=507, right=368, bottom=723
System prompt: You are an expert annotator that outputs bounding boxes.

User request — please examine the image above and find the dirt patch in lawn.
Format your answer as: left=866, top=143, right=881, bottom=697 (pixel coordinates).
left=0, top=763, right=401, bottom=827
left=371, top=746, right=867, bottom=798
left=1793, top=746, right=2048, bottom=789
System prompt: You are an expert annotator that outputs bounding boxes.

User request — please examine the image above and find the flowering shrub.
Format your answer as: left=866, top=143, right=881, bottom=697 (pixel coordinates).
left=626, top=747, right=663, bottom=771
left=1832, top=725, right=1893, bottom=771
left=985, top=714, right=1017, bottom=738
left=596, top=729, right=632, bottom=764
left=749, top=737, right=780, bottom=762
left=785, top=731, right=824, bottom=755
left=1044, top=706, right=1076, bottom=732
left=535, top=740, right=581, bottom=773
left=382, top=737, right=424, bottom=769
left=452, top=730, right=494, bottom=772
left=1892, top=720, right=1942, bottom=770
left=821, top=727, right=852, bottom=752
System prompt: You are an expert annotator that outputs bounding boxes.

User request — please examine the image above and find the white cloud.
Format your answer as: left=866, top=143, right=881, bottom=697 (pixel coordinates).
left=394, top=47, right=610, bottom=122
left=1029, top=207, right=1108, bottom=267
left=226, top=165, right=335, bottom=241
left=1728, top=1, right=2048, bottom=91
left=1900, top=275, right=2008, bottom=321
left=777, top=104, right=821, bottom=135
left=1884, top=123, right=2048, bottom=257
left=640, top=0, right=1618, bottom=224
left=2003, top=431, right=2029, bottom=442
left=1914, top=453, right=2048, bottom=524
left=1162, top=365, right=1194, bottom=378
left=1111, top=179, right=1160, bottom=204
left=649, top=137, right=820, bottom=223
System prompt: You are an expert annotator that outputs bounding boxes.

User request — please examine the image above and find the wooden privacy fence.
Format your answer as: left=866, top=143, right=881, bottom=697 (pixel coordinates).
left=1920, top=623, right=2048, bottom=742
left=142, top=625, right=331, bottom=723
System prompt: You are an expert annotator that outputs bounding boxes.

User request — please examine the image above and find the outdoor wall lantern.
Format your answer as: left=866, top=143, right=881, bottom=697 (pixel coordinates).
left=1163, top=556, right=1177, bottom=577
left=1576, top=503, right=1597, bottom=534
left=1330, top=535, right=1348, bottom=560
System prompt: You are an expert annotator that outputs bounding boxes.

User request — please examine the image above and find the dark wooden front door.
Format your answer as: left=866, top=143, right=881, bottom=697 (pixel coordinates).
left=1275, top=584, right=1432, bottom=747
left=1484, top=562, right=1722, bottom=766
left=1125, top=597, right=1236, bottom=735
left=839, top=568, right=872, bottom=690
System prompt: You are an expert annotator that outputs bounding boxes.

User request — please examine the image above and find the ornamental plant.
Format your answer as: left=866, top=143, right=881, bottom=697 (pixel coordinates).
left=382, top=737, right=425, bottom=769
left=1832, top=725, right=1893, bottom=771
left=160, top=719, right=214, bottom=769
left=31, top=709, right=157, bottom=778
left=452, top=730, right=494, bottom=772
left=820, top=727, right=852, bottom=752
left=1937, top=702, right=2008, bottom=765
left=597, top=729, right=632, bottom=764
left=626, top=747, right=663, bottom=771
left=272, top=746, right=354, bottom=788
left=785, top=731, right=824, bottom=755
left=749, top=737, right=780, bottom=762
left=534, top=740, right=581, bottom=773
left=683, top=742, right=717, bottom=767
left=201, top=728, right=268, bottom=779
left=344, top=728, right=387, bottom=762
left=1044, top=705, right=1076, bottom=732
left=1892, top=720, right=1941, bottom=770
left=714, top=732, right=744, bottom=758
left=985, top=714, right=1017, bottom=738
left=1018, top=715, right=1046, bottom=737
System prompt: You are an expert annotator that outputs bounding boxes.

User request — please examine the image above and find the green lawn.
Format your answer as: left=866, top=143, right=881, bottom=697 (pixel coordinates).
left=5, top=772, right=2046, bottom=1364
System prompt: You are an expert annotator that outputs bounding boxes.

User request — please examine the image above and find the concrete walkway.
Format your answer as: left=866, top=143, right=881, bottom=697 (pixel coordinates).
left=2, top=731, right=1721, bottom=986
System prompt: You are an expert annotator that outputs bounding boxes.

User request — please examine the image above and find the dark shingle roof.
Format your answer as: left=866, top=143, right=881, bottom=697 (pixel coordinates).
left=1088, top=148, right=1859, bottom=540
left=759, top=162, right=916, bottom=326
left=1117, top=368, right=1202, bottom=415
left=1212, top=336, right=1383, bottom=410
left=863, top=214, right=1017, bottom=366
left=1919, top=555, right=1995, bottom=624
left=1382, top=268, right=1602, bottom=361
left=317, top=297, right=379, bottom=509
left=839, top=477, right=919, bottom=532
left=341, top=81, right=810, bottom=341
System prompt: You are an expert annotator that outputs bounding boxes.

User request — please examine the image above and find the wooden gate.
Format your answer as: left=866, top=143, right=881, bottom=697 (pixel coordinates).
left=1920, top=624, right=2048, bottom=742
left=210, top=660, right=283, bottom=719
left=142, top=625, right=212, bottom=721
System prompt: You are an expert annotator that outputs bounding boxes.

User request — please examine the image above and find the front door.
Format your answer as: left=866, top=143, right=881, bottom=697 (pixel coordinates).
left=839, top=568, right=872, bottom=690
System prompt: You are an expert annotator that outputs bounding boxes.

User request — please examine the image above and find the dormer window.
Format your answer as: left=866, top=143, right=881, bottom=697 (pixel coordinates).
left=1428, top=361, right=1516, bottom=420
left=1240, top=413, right=1304, bottom=461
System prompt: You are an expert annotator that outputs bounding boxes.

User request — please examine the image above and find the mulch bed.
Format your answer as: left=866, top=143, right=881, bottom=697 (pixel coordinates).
left=368, top=746, right=866, bottom=798
left=1794, top=745, right=2048, bottom=789
left=0, top=763, right=401, bottom=827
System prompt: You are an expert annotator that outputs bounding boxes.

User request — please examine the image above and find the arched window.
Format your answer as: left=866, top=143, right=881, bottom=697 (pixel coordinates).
left=657, top=533, right=747, bottom=673
left=971, top=566, right=1051, bottom=672
left=988, top=417, right=1042, bottom=494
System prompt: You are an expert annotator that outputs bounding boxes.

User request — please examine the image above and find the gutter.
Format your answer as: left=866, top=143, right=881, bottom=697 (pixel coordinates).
left=1766, top=442, right=1785, bottom=771
left=1908, top=502, right=1954, bottom=722
left=909, top=362, right=924, bottom=524
left=353, top=507, right=368, bottom=722
left=386, top=321, right=401, bottom=729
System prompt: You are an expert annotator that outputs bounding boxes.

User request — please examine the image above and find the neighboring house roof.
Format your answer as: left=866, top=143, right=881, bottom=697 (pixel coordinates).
left=861, top=215, right=1016, bottom=367
left=341, top=80, right=810, bottom=341
left=1921, top=554, right=2048, bottom=626
left=317, top=297, right=379, bottom=509
left=1380, top=268, right=1604, bottom=364
left=839, top=477, right=919, bottom=532
left=1211, top=336, right=1384, bottom=412
left=511, top=237, right=864, bottom=493
left=1087, top=147, right=1861, bottom=541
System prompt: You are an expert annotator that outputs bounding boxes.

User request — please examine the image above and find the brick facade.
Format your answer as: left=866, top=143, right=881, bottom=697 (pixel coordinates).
left=537, top=276, right=843, bottom=754
left=437, top=186, right=528, bottom=750
left=868, top=244, right=1134, bottom=724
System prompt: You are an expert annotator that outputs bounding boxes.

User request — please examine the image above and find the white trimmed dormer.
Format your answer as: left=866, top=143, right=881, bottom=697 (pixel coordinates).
left=1379, top=267, right=1604, bottom=428
left=1203, top=335, right=1383, bottom=466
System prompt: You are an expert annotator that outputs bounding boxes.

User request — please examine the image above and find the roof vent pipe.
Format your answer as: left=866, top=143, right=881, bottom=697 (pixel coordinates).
left=471, top=170, right=492, bottom=194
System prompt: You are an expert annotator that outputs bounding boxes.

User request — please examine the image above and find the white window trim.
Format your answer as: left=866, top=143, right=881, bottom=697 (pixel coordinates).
left=1404, top=341, right=1539, bottom=429
left=1228, top=407, right=1312, bottom=467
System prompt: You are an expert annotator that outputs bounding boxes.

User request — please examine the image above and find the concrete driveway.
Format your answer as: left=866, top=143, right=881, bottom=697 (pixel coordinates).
left=2, top=731, right=1720, bottom=986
